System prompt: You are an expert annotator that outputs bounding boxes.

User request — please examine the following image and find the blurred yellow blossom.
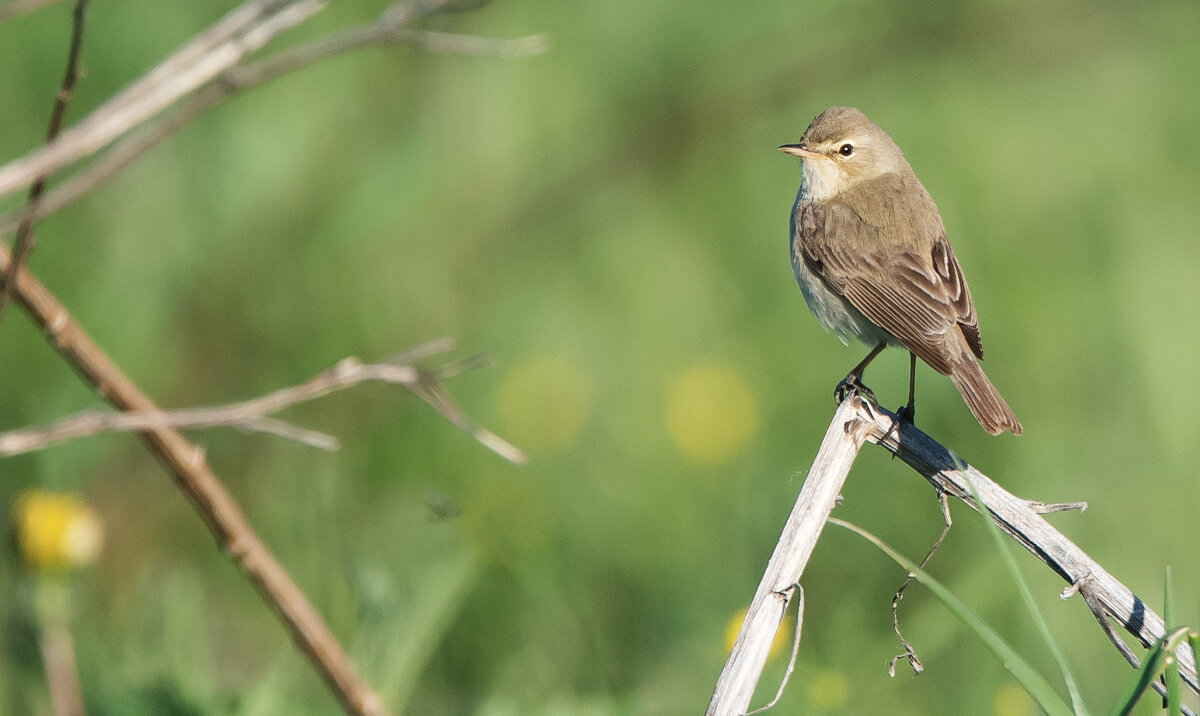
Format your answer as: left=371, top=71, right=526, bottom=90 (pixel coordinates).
left=722, top=606, right=793, bottom=663
left=495, top=356, right=593, bottom=455
left=666, top=363, right=758, bottom=465
left=808, top=669, right=848, bottom=710
left=992, top=682, right=1035, bottom=716
left=13, top=489, right=104, bottom=572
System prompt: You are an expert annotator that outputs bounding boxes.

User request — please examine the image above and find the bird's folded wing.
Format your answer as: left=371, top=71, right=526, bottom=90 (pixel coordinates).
left=801, top=201, right=984, bottom=375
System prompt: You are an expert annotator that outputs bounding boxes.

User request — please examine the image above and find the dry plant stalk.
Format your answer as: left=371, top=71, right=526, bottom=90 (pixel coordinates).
left=0, top=342, right=526, bottom=463
left=1, top=245, right=389, bottom=715
left=0, top=0, right=326, bottom=199
left=1, top=1, right=544, bottom=713
left=0, top=0, right=546, bottom=219
left=707, top=398, right=874, bottom=716
left=708, top=396, right=1198, bottom=714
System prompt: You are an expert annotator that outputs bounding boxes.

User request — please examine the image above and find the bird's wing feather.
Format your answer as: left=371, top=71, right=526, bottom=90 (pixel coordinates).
left=800, top=197, right=984, bottom=374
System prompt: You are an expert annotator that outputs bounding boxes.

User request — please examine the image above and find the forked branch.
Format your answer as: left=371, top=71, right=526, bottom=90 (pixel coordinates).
left=0, top=0, right=547, bottom=221
left=0, top=339, right=526, bottom=464
left=707, top=395, right=1197, bottom=715
left=2, top=229, right=390, bottom=716
left=1, top=2, right=539, bottom=713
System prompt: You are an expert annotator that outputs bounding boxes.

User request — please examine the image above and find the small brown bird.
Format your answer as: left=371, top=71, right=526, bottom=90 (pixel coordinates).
left=780, top=106, right=1021, bottom=435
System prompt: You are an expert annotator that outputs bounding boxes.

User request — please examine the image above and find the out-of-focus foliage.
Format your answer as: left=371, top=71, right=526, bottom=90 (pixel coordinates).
left=2, top=0, right=1199, bottom=713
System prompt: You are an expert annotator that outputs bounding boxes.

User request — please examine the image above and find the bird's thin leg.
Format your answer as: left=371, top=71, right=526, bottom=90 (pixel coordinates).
left=879, top=352, right=916, bottom=447
left=835, top=341, right=886, bottom=404
left=896, top=352, right=917, bottom=424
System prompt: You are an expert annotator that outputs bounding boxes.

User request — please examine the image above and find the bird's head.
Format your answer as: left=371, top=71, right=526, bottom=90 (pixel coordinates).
left=779, top=106, right=908, bottom=201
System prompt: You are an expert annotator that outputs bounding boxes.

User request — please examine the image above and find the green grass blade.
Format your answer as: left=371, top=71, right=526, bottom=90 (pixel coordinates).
left=1109, top=627, right=1191, bottom=716
left=1189, top=632, right=1200, bottom=712
left=1112, top=640, right=1167, bottom=716
left=829, top=518, right=1073, bottom=716
left=1164, top=568, right=1182, bottom=716
left=959, top=468, right=1089, bottom=715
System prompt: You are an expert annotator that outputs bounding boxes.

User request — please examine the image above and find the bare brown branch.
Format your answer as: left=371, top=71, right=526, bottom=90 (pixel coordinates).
left=0, top=3, right=540, bottom=712
left=0, top=342, right=527, bottom=464
left=0, top=0, right=325, bottom=200
left=2, top=237, right=387, bottom=716
left=0, top=9, right=546, bottom=236
left=0, top=0, right=89, bottom=324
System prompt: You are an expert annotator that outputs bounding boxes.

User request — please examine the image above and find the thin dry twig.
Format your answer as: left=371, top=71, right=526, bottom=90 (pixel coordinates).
left=0, top=340, right=527, bottom=464
left=744, top=584, right=804, bottom=716
left=0, top=3, right=539, bottom=712
left=2, top=234, right=387, bottom=716
left=1027, top=500, right=1088, bottom=513
left=0, top=0, right=89, bottom=324
left=0, top=1, right=546, bottom=228
left=400, top=29, right=548, bottom=57
left=0, top=0, right=324, bottom=200
left=888, top=490, right=952, bottom=677
left=0, top=0, right=65, bottom=23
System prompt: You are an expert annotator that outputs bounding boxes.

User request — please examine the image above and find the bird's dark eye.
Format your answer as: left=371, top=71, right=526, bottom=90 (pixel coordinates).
left=838, top=143, right=854, bottom=156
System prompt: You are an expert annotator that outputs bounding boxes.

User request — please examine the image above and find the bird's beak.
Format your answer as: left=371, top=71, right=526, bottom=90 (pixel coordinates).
left=778, top=143, right=821, bottom=159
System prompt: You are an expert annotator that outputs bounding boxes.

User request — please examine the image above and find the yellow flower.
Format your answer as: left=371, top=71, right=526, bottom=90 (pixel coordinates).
left=992, top=682, right=1035, bottom=716
left=666, top=363, right=759, bottom=465
left=13, top=489, right=104, bottom=572
left=807, top=669, right=849, bottom=709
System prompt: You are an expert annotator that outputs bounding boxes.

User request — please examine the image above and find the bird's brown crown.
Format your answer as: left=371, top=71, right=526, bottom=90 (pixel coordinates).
left=802, top=106, right=878, bottom=146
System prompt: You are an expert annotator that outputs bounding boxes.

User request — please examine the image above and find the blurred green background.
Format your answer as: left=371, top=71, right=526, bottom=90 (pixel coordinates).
left=3, top=0, right=1200, bottom=713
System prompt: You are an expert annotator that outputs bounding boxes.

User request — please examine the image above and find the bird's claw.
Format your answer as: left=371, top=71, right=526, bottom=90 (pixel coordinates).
left=834, top=374, right=875, bottom=405
left=880, top=401, right=915, bottom=449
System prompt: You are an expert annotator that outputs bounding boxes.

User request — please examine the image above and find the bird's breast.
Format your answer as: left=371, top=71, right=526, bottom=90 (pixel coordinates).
left=790, top=196, right=897, bottom=348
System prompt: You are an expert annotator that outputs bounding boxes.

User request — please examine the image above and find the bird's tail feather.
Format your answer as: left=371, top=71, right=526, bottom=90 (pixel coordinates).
left=949, top=358, right=1022, bottom=436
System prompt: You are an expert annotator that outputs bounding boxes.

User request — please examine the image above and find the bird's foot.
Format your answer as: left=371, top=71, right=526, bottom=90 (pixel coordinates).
left=880, top=401, right=914, bottom=449
left=834, top=374, right=875, bottom=405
